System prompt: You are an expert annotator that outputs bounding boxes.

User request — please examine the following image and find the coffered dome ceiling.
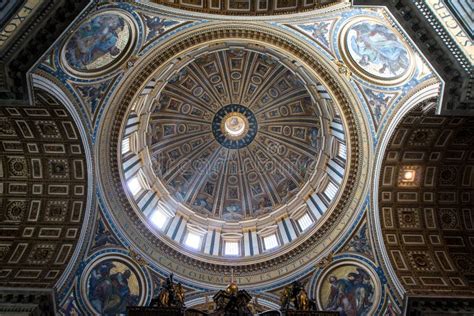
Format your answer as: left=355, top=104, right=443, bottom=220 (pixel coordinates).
left=147, top=49, right=323, bottom=221
left=98, top=24, right=369, bottom=279
left=5, top=0, right=473, bottom=313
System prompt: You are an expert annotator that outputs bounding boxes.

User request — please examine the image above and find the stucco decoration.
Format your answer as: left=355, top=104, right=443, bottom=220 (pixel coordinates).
left=317, top=261, right=380, bottom=316
left=140, top=13, right=183, bottom=44
left=342, top=221, right=374, bottom=260
left=62, top=11, right=136, bottom=77
left=357, top=85, right=399, bottom=128
left=60, top=292, right=81, bottom=315
left=81, top=255, right=146, bottom=315
left=296, top=19, right=338, bottom=56
left=339, top=18, right=414, bottom=85
left=73, top=78, right=116, bottom=114
left=89, top=212, right=121, bottom=252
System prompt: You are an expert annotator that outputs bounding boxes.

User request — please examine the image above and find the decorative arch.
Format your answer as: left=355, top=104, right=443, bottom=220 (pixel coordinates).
left=31, top=74, right=97, bottom=291
left=0, top=88, right=90, bottom=288
left=376, top=98, right=474, bottom=297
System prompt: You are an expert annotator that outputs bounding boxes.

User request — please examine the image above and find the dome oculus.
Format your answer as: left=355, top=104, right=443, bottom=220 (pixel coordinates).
left=224, top=114, right=246, bottom=137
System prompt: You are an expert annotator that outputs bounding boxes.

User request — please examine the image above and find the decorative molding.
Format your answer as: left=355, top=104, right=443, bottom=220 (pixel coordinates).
left=353, top=0, right=473, bottom=115
left=148, top=0, right=343, bottom=16
left=95, top=22, right=371, bottom=286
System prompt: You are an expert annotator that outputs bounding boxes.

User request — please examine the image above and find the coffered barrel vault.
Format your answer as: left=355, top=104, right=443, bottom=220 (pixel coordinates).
left=379, top=102, right=474, bottom=297
left=0, top=90, right=88, bottom=288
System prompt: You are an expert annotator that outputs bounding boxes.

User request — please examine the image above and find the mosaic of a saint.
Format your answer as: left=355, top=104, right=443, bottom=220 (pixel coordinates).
left=87, top=260, right=140, bottom=315
left=321, top=266, right=375, bottom=316
left=348, top=22, right=409, bottom=79
left=65, top=14, right=130, bottom=71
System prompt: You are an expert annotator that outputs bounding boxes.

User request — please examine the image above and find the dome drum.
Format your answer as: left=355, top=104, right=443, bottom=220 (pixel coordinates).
left=119, top=41, right=350, bottom=262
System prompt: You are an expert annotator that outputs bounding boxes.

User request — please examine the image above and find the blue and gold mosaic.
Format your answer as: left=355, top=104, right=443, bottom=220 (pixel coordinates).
left=212, top=104, right=258, bottom=149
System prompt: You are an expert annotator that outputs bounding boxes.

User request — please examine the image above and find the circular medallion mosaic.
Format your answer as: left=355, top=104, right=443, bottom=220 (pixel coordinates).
left=339, top=17, right=414, bottom=85
left=81, top=256, right=146, bottom=315
left=212, top=104, right=257, bottom=149
left=317, top=261, right=380, bottom=315
left=62, top=11, right=136, bottom=77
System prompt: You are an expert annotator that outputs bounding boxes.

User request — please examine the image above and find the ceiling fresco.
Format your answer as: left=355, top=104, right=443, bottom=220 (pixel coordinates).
left=341, top=18, right=413, bottom=84
left=62, top=12, right=136, bottom=76
left=4, top=0, right=460, bottom=315
left=82, top=255, right=147, bottom=314
left=317, top=262, right=378, bottom=314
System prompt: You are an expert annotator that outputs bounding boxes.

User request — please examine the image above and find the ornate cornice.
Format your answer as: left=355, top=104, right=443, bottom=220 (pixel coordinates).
left=0, top=288, right=55, bottom=315
left=96, top=23, right=371, bottom=286
left=149, top=0, right=342, bottom=16
left=0, top=0, right=89, bottom=101
left=353, top=0, right=473, bottom=116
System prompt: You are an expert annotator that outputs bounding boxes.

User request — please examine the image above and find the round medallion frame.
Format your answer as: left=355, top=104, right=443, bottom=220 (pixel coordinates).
left=79, top=253, right=147, bottom=314
left=338, top=16, right=415, bottom=86
left=60, top=10, right=137, bottom=78
left=315, top=259, right=382, bottom=314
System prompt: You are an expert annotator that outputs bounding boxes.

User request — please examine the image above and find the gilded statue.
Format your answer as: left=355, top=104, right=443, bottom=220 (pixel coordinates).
left=150, top=274, right=185, bottom=308
left=175, top=283, right=185, bottom=306
left=158, top=284, right=169, bottom=306
left=280, top=281, right=317, bottom=311
left=296, top=288, right=309, bottom=311
left=280, top=285, right=292, bottom=310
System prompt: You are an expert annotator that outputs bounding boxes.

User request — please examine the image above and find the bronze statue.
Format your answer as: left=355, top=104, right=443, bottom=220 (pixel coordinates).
left=175, top=283, right=185, bottom=307
left=279, top=281, right=317, bottom=311
left=150, top=274, right=185, bottom=308
left=213, top=282, right=252, bottom=316
left=296, top=288, right=309, bottom=311
left=280, top=285, right=292, bottom=310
